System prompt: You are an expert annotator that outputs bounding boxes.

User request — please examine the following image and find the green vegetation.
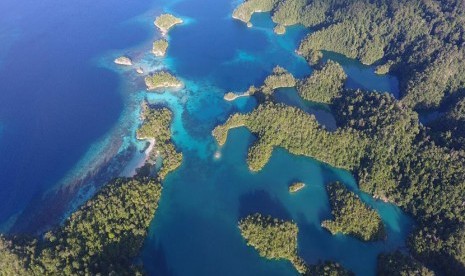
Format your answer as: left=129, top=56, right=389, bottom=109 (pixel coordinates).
left=289, top=182, right=305, bottom=193
left=377, top=251, right=434, bottom=276
left=430, top=97, right=465, bottom=150
left=144, top=71, right=182, bottom=90
left=0, top=177, right=162, bottom=275
left=137, top=107, right=183, bottom=180
left=232, top=0, right=279, bottom=23
left=0, top=237, right=29, bottom=275
left=226, top=66, right=296, bottom=101
left=322, top=182, right=385, bottom=241
left=297, top=61, right=346, bottom=104
left=306, top=261, right=354, bottom=276
left=215, top=84, right=465, bottom=273
left=238, top=214, right=307, bottom=274
left=234, top=0, right=465, bottom=111
left=238, top=213, right=354, bottom=275
left=262, top=66, right=296, bottom=94
left=153, top=39, right=169, bottom=57
left=154, top=14, right=183, bottom=34
left=213, top=102, right=367, bottom=172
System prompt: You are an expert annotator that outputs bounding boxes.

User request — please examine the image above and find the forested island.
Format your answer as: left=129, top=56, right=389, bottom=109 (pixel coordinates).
left=289, top=182, right=305, bottom=193
left=3, top=0, right=465, bottom=274
left=322, top=182, right=385, bottom=242
left=214, top=83, right=465, bottom=274
left=235, top=0, right=465, bottom=112
left=239, top=214, right=307, bottom=273
left=137, top=106, right=183, bottom=180
left=153, top=39, right=169, bottom=57
left=216, top=0, right=465, bottom=273
left=297, top=61, right=346, bottom=104
left=154, top=14, right=183, bottom=35
left=238, top=214, right=353, bottom=275
left=145, top=71, right=183, bottom=90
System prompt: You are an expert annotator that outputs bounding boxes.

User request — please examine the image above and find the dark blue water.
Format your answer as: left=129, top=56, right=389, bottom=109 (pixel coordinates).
left=0, top=0, right=155, bottom=229
left=1, top=0, right=412, bottom=275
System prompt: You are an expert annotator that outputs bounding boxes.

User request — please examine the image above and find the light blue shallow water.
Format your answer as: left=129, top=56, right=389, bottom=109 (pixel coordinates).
left=0, top=0, right=412, bottom=274
left=139, top=1, right=412, bottom=275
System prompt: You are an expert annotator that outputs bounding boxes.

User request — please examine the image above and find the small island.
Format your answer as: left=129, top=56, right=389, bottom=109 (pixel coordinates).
left=322, top=182, right=386, bottom=242
left=289, top=182, right=306, bottom=193
left=153, top=39, right=169, bottom=57
left=154, top=14, right=183, bottom=35
left=224, top=91, right=251, bottom=101
left=114, top=56, right=132, bottom=66
left=144, top=71, right=182, bottom=91
left=137, top=107, right=183, bottom=179
left=297, top=60, right=347, bottom=104
left=238, top=214, right=307, bottom=274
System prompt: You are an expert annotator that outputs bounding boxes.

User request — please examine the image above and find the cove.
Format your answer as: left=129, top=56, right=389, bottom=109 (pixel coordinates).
left=138, top=0, right=412, bottom=275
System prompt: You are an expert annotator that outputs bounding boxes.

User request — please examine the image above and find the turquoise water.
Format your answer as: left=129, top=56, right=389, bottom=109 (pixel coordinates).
left=0, top=0, right=412, bottom=274
left=139, top=1, right=412, bottom=275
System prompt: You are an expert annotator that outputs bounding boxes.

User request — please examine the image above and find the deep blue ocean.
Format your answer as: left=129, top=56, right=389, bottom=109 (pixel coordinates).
left=0, top=0, right=408, bottom=275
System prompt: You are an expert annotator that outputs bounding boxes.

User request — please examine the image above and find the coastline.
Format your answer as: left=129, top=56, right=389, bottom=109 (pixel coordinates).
left=224, top=91, right=250, bottom=101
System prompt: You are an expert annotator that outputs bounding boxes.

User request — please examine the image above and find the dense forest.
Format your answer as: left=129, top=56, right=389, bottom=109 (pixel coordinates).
left=0, top=177, right=162, bottom=275
left=238, top=214, right=352, bottom=275
left=0, top=105, right=181, bottom=275
left=297, top=60, right=346, bottom=104
left=377, top=251, right=434, bottom=276
left=144, top=71, right=182, bottom=90
left=322, top=182, right=386, bottom=242
left=228, top=1, right=465, bottom=273
left=234, top=0, right=465, bottom=113
left=239, top=214, right=307, bottom=273
left=153, top=39, right=169, bottom=57
left=137, top=106, right=183, bottom=180
left=154, top=14, right=183, bottom=34
left=215, top=85, right=465, bottom=274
